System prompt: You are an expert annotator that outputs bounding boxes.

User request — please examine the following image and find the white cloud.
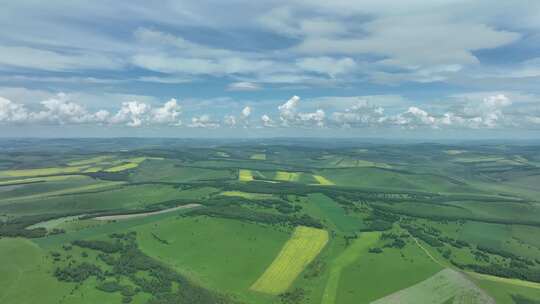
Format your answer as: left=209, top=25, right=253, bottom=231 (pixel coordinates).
left=0, top=46, right=124, bottom=72
left=298, top=109, right=325, bottom=127
left=227, top=82, right=262, bottom=91
left=241, top=106, right=252, bottom=118
left=110, top=101, right=150, bottom=127
left=261, top=114, right=274, bottom=127
left=278, top=95, right=301, bottom=125
left=331, top=100, right=385, bottom=127
left=151, top=98, right=182, bottom=125
left=277, top=95, right=326, bottom=127
left=296, top=57, right=356, bottom=77
left=188, top=114, right=220, bottom=128
left=224, top=115, right=237, bottom=127
left=0, top=96, right=29, bottom=123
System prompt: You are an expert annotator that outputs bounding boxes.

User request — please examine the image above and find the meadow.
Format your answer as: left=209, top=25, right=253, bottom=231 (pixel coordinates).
left=0, top=138, right=539, bottom=304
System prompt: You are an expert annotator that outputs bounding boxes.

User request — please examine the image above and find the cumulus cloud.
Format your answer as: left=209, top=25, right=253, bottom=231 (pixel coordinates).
left=0, top=96, right=29, bottom=123
left=188, top=114, right=220, bottom=128
left=151, top=98, right=182, bottom=125
left=223, top=106, right=252, bottom=128
left=110, top=101, right=150, bottom=127
left=331, top=100, right=385, bottom=127
left=278, top=95, right=301, bottom=125
left=0, top=93, right=186, bottom=127
left=223, top=115, right=237, bottom=127
left=261, top=114, right=274, bottom=127
left=277, top=95, right=326, bottom=127
left=241, top=106, right=252, bottom=118
left=298, top=109, right=325, bottom=127
left=0, top=92, right=534, bottom=131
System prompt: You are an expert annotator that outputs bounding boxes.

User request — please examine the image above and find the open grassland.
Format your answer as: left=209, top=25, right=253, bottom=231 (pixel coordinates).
left=274, top=171, right=300, bottom=182
left=251, top=226, right=329, bottom=294
left=104, top=157, right=158, bottom=172
left=371, top=269, right=494, bottom=304
left=0, top=166, right=86, bottom=178
left=93, top=203, right=201, bottom=221
left=313, top=174, right=335, bottom=185
left=136, top=216, right=289, bottom=303
left=220, top=191, right=274, bottom=200
left=468, top=272, right=540, bottom=290
left=27, top=215, right=85, bottom=230
left=250, top=153, right=266, bottom=160
left=318, top=167, right=473, bottom=193
left=104, top=162, right=139, bottom=172
left=131, top=161, right=234, bottom=183
left=239, top=169, right=254, bottom=181
left=322, top=232, right=380, bottom=304
left=0, top=238, right=72, bottom=304
left=471, top=273, right=540, bottom=304
left=302, top=193, right=363, bottom=233
left=67, top=155, right=114, bottom=166
left=0, top=175, right=76, bottom=186
left=336, top=235, right=443, bottom=303
left=0, top=180, right=125, bottom=203
left=0, top=184, right=194, bottom=217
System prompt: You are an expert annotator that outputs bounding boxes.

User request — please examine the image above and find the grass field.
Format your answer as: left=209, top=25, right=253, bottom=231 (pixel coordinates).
left=219, top=191, right=274, bottom=199
left=301, top=193, right=363, bottom=233
left=371, top=269, right=494, bottom=304
left=274, top=171, right=301, bottom=182
left=1, top=141, right=540, bottom=304
left=251, top=153, right=266, bottom=160
left=136, top=216, right=289, bottom=303
left=336, top=235, right=443, bottom=303
left=251, top=226, right=329, bottom=294
left=471, top=273, right=540, bottom=304
left=0, top=238, right=72, bottom=304
left=0, top=180, right=125, bottom=203
left=67, top=155, right=114, bottom=166
left=313, top=174, right=335, bottom=185
left=239, top=169, right=254, bottom=181
left=0, top=166, right=86, bottom=178
left=0, top=174, right=77, bottom=186
left=322, top=232, right=380, bottom=304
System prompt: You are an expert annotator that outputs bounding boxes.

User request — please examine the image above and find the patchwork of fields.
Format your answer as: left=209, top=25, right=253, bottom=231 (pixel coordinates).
left=0, top=139, right=539, bottom=304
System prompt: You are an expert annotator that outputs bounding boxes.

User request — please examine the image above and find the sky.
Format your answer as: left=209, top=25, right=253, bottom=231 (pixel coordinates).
left=1, top=1, right=540, bottom=138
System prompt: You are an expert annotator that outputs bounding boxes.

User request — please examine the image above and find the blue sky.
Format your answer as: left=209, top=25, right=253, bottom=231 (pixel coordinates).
left=1, top=0, right=540, bottom=138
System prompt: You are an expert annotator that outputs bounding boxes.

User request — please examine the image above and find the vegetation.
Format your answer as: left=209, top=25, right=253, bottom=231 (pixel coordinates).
left=1, top=139, right=540, bottom=303
left=251, top=226, right=329, bottom=294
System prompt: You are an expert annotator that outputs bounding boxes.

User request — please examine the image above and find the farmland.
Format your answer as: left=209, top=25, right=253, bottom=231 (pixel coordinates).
left=251, top=226, right=329, bottom=294
left=0, top=138, right=539, bottom=303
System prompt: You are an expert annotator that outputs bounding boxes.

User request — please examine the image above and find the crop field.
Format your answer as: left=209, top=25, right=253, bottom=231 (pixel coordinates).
left=238, top=169, right=254, bottom=181
left=274, top=171, right=301, bottom=182
left=313, top=174, right=335, bottom=185
left=0, top=139, right=540, bottom=304
left=219, top=190, right=274, bottom=199
left=251, top=226, right=329, bottom=294
left=0, top=166, right=86, bottom=178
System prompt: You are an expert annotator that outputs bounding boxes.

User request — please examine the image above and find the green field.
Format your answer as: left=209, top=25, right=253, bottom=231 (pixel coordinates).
left=136, top=216, right=289, bottom=302
left=1, top=139, right=540, bottom=304
left=251, top=226, right=329, bottom=294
